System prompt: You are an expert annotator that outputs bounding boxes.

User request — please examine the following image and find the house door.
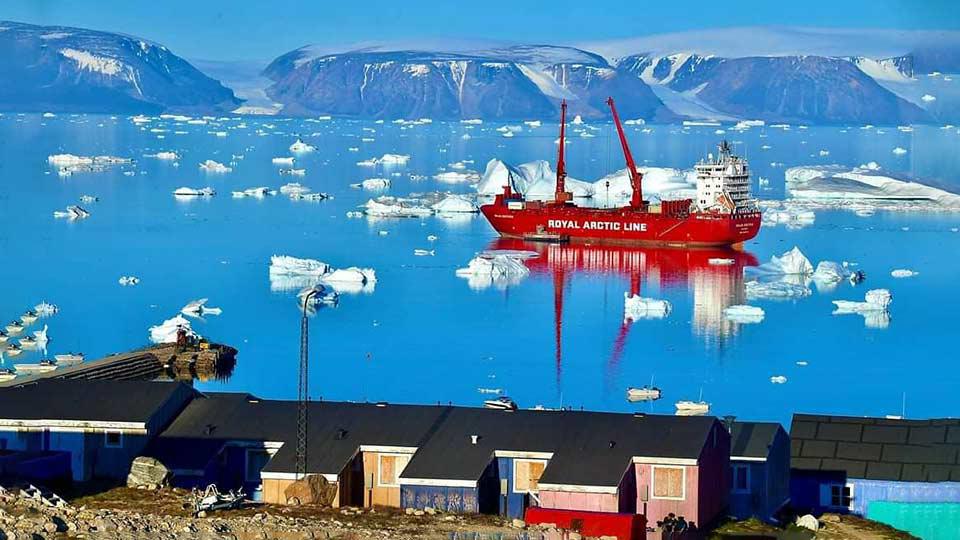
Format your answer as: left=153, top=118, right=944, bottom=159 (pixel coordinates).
left=244, top=449, right=272, bottom=501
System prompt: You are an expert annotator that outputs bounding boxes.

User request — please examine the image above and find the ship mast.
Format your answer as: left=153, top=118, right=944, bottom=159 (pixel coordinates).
left=606, top=97, right=644, bottom=209
left=554, top=100, right=572, bottom=204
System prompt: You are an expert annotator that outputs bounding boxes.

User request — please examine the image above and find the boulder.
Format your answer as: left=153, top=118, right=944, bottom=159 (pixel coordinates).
left=283, top=475, right=337, bottom=506
left=126, top=457, right=171, bottom=488
left=511, top=519, right=526, bottom=529
left=796, top=514, right=819, bottom=531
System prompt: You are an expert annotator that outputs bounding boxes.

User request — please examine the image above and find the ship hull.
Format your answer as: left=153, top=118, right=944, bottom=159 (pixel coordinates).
left=481, top=204, right=761, bottom=247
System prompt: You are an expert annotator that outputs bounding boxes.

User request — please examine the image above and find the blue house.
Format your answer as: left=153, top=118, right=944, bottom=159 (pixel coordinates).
left=0, top=380, right=195, bottom=482
left=728, top=421, right=790, bottom=521
left=790, top=414, right=960, bottom=539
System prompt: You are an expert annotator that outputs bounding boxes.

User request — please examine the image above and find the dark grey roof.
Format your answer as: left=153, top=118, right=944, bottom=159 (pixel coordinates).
left=790, top=414, right=960, bottom=482
left=0, top=380, right=193, bottom=424
left=730, top=422, right=784, bottom=459
left=402, top=408, right=719, bottom=488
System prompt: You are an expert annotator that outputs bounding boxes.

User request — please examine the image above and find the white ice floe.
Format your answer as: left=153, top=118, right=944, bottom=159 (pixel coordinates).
left=431, top=195, right=479, bottom=214
left=745, top=280, right=812, bottom=300
left=322, top=267, right=377, bottom=285
left=747, top=247, right=814, bottom=277
left=279, top=182, right=311, bottom=195
left=79, top=195, right=98, bottom=203
left=34, top=302, right=58, bottom=316
left=47, top=153, right=131, bottom=176
left=770, top=375, right=787, bottom=384
left=812, top=261, right=852, bottom=285
left=434, top=171, right=481, bottom=184
left=363, top=198, right=433, bottom=218
left=199, top=160, right=232, bottom=173
left=723, top=305, right=765, bottom=324
left=118, top=275, right=140, bottom=286
left=414, top=249, right=435, bottom=256
left=232, top=187, right=274, bottom=198
left=289, top=138, right=316, bottom=153
left=269, top=255, right=329, bottom=277
left=180, top=298, right=222, bottom=318
left=272, top=157, right=295, bottom=165
left=892, top=147, right=908, bottom=155
left=785, top=163, right=960, bottom=211
left=832, top=289, right=893, bottom=328
left=270, top=256, right=375, bottom=294
left=53, top=205, right=90, bottom=220
left=891, top=269, right=919, bottom=278
left=456, top=250, right=535, bottom=290
left=173, top=187, right=215, bottom=197
left=146, top=151, right=179, bottom=160
left=359, top=178, right=390, bottom=190
left=761, top=203, right=816, bottom=228
left=624, top=293, right=672, bottom=321
left=921, top=94, right=937, bottom=102
left=148, top=314, right=199, bottom=344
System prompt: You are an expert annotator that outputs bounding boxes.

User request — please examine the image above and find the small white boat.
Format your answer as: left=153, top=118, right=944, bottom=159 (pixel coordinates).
left=20, top=311, right=39, bottom=325
left=4, top=344, right=23, bottom=357
left=675, top=401, right=710, bottom=415
left=484, top=396, right=518, bottom=411
left=53, top=205, right=91, bottom=219
left=413, top=249, right=435, bottom=256
left=19, top=336, right=38, bottom=349
left=14, top=360, right=58, bottom=374
left=54, top=352, right=84, bottom=365
left=0, top=368, right=17, bottom=382
left=477, top=387, right=503, bottom=395
left=5, top=321, right=24, bottom=334
left=79, top=195, right=99, bottom=203
left=34, top=302, right=59, bottom=316
left=627, top=386, right=662, bottom=402
left=0, top=330, right=9, bottom=344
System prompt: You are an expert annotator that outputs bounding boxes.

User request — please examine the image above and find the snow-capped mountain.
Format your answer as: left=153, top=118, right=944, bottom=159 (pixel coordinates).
left=263, top=45, right=675, bottom=121
left=0, top=21, right=239, bottom=113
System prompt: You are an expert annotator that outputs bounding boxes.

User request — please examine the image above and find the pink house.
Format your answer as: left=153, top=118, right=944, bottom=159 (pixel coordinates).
left=535, top=415, right=731, bottom=535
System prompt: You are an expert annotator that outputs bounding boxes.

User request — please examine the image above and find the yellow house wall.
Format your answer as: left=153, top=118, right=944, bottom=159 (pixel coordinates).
left=361, top=452, right=403, bottom=508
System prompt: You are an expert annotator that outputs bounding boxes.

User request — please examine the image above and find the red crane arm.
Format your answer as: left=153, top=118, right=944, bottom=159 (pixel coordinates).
left=606, top=97, right=644, bottom=209
left=555, top=100, right=569, bottom=203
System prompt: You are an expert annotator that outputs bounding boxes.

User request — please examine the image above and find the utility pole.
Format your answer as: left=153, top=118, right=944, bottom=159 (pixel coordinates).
left=296, top=287, right=322, bottom=480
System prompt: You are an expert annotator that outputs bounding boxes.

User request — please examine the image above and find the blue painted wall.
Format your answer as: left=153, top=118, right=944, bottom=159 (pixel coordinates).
left=730, top=430, right=790, bottom=521
left=401, top=485, right=480, bottom=513
left=497, top=456, right=534, bottom=519
left=850, top=479, right=960, bottom=516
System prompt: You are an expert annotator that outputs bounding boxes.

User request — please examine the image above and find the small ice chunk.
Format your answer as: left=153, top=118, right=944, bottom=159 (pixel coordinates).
left=181, top=298, right=222, bottom=317
left=748, top=247, right=814, bottom=276
left=892, top=147, right=908, bottom=155
left=456, top=250, right=534, bottom=290
left=431, top=195, right=479, bottom=213
left=289, top=138, right=316, bottom=153
left=363, top=199, right=433, bottom=217
left=413, top=249, right=435, bottom=256
left=269, top=255, right=329, bottom=276
left=148, top=314, right=198, bottom=344
left=624, top=293, right=672, bottom=321
left=921, top=94, right=937, bottom=102
left=832, top=289, right=893, bottom=328
left=118, top=275, right=140, bottom=286
left=723, top=305, right=765, bottom=324
left=199, top=160, right=232, bottom=173
left=147, top=151, right=179, bottom=160
left=272, top=156, right=296, bottom=165
left=891, top=269, right=918, bottom=278
left=770, top=375, right=787, bottom=384
left=812, top=261, right=851, bottom=284
left=360, top=178, right=390, bottom=190
left=745, top=280, right=812, bottom=300
left=173, top=187, right=215, bottom=197
left=434, top=171, right=480, bottom=183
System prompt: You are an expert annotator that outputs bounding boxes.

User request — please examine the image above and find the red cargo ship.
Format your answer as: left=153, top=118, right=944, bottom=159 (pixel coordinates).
left=480, top=98, right=762, bottom=247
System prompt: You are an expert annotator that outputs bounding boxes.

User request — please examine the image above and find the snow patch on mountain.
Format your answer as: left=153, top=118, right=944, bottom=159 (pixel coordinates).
left=59, top=48, right=124, bottom=76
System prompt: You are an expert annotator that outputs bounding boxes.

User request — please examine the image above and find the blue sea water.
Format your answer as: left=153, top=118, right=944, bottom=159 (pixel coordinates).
left=1, top=113, right=959, bottom=427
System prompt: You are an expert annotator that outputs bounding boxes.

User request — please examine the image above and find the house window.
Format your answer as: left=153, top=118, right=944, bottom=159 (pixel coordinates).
left=823, top=483, right=853, bottom=509
left=652, top=466, right=685, bottom=500
left=731, top=464, right=750, bottom=494
left=377, top=454, right=410, bottom=487
left=104, top=431, right=123, bottom=449
left=513, top=459, right=547, bottom=493
left=245, top=449, right=272, bottom=483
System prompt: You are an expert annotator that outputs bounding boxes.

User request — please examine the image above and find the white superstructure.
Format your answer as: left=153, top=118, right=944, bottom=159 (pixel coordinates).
left=695, top=141, right=755, bottom=214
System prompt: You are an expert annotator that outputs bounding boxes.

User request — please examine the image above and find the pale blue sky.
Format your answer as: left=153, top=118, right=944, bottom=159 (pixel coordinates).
left=3, top=0, right=959, bottom=60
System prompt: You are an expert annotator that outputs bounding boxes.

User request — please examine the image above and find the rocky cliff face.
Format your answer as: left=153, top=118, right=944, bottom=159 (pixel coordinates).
left=0, top=21, right=240, bottom=113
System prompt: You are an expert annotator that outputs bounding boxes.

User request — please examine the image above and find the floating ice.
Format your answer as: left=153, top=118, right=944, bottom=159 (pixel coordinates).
left=724, top=305, right=765, bottom=324
left=360, top=178, right=390, bottom=190
left=34, top=302, right=58, bottom=316
left=281, top=168, right=307, bottom=177
left=745, top=280, right=811, bottom=300
left=279, top=183, right=311, bottom=195
left=921, top=94, right=937, bottom=102
left=785, top=164, right=960, bottom=210
left=146, top=151, right=179, bottom=160
left=434, top=171, right=481, bottom=184
left=118, top=276, right=140, bottom=286
left=232, top=187, right=274, bottom=198
left=79, top=195, right=98, bottom=203
left=289, top=138, right=316, bottom=153
left=199, top=160, right=232, bottom=173
left=892, top=147, right=908, bottom=155
left=812, top=261, right=852, bottom=285
left=414, top=249, right=435, bottom=256
left=363, top=198, right=433, bottom=218
left=47, top=153, right=131, bottom=176
left=173, top=187, right=215, bottom=197
left=272, top=157, right=295, bottom=165
left=762, top=205, right=816, bottom=228
left=53, top=205, right=90, bottom=220
left=456, top=250, right=535, bottom=291
left=624, top=293, right=672, bottom=321
left=748, top=247, right=814, bottom=277
left=431, top=195, right=479, bottom=214
left=770, top=375, right=787, bottom=384
left=891, top=269, right=919, bottom=278
left=269, top=255, right=329, bottom=277
left=833, top=289, right=892, bottom=328
left=181, top=298, right=222, bottom=318
left=148, top=315, right=199, bottom=344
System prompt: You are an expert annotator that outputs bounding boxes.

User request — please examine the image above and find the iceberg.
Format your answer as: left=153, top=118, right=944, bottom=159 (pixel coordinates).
left=770, top=375, right=787, bottom=384
left=363, top=198, right=433, bottom=218
left=279, top=182, right=311, bottom=195
left=379, top=153, right=410, bottom=165
left=181, top=298, right=222, bottom=317
left=232, top=187, right=274, bottom=198
left=322, top=267, right=376, bottom=285
left=623, top=293, right=672, bottom=321
left=269, top=255, right=329, bottom=277
left=145, top=151, right=179, bottom=160
left=723, top=305, right=765, bottom=324
left=359, top=178, right=390, bottom=190
left=272, top=157, right=296, bottom=165
left=832, top=289, right=893, bottom=329
left=434, top=171, right=481, bottom=184
left=289, top=138, right=316, bottom=153
left=431, top=195, right=479, bottom=214
left=747, top=247, right=814, bottom=277
left=456, top=250, right=535, bottom=291
left=148, top=314, right=199, bottom=344
left=891, top=269, right=919, bottom=278
left=745, top=280, right=812, bottom=300
left=173, top=187, right=215, bottom=197
left=785, top=163, right=960, bottom=210
left=812, top=261, right=852, bottom=284
left=199, top=160, right=232, bottom=173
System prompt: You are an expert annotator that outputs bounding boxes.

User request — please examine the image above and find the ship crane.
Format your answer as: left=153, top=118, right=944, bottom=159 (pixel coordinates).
left=606, top=97, right=645, bottom=210
left=554, top=100, right=573, bottom=204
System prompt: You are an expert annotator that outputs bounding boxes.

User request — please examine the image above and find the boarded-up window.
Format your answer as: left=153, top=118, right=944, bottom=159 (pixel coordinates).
left=652, top=466, right=685, bottom=499
left=513, top=460, right=547, bottom=493
left=378, top=454, right=410, bottom=487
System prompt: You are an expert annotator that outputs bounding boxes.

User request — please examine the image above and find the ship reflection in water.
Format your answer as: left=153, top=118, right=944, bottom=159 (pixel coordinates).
left=489, top=239, right=758, bottom=385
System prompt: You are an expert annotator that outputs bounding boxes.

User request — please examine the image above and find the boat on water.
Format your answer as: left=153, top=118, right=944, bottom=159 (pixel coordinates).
left=20, top=311, right=39, bottom=325
left=627, top=386, right=662, bottom=402
left=54, top=353, right=84, bottom=365
left=4, top=344, right=23, bottom=357
left=0, top=368, right=17, bottom=382
left=5, top=321, right=24, bottom=334
left=480, top=98, right=761, bottom=247
left=0, top=330, right=8, bottom=344
left=14, top=360, right=58, bottom=374
left=483, top=396, right=518, bottom=411
left=675, top=400, right=710, bottom=415
left=18, top=336, right=37, bottom=349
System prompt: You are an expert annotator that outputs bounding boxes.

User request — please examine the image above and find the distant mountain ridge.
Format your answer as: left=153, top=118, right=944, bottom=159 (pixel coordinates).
left=0, top=20, right=239, bottom=114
